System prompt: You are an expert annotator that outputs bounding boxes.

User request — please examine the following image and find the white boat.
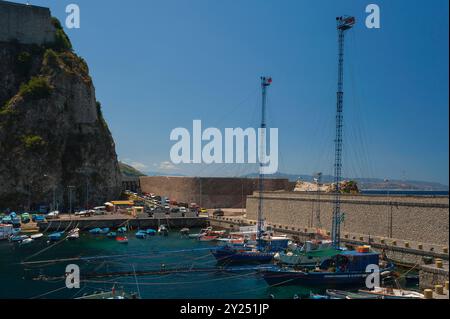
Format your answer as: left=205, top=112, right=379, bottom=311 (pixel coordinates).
left=67, top=228, right=80, bottom=240
left=30, top=233, right=44, bottom=240
left=20, top=238, right=34, bottom=245
left=359, top=287, right=425, bottom=299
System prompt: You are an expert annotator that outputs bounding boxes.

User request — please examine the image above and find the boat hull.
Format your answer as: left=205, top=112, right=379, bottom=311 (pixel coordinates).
left=212, top=249, right=274, bottom=264
left=261, top=269, right=374, bottom=287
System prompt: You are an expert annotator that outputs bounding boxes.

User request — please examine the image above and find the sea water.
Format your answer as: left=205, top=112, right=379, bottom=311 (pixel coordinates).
left=0, top=230, right=312, bottom=299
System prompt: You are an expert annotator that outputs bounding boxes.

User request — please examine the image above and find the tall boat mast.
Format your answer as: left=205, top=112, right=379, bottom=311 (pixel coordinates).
left=332, top=16, right=355, bottom=248
left=258, top=76, right=272, bottom=244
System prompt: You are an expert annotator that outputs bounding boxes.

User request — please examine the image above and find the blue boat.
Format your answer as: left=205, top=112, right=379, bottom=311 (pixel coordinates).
left=12, top=228, right=21, bottom=235
left=107, top=231, right=117, bottom=238
left=146, top=229, right=157, bottom=236
left=117, top=227, right=127, bottom=233
left=89, top=228, right=102, bottom=234
left=9, top=235, right=29, bottom=242
left=48, top=232, right=64, bottom=241
left=99, top=228, right=110, bottom=234
left=261, top=250, right=393, bottom=287
left=135, top=230, right=147, bottom=239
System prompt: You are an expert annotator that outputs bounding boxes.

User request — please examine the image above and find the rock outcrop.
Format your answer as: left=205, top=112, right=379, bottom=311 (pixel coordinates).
left=0, top=16, right=121, bottom=211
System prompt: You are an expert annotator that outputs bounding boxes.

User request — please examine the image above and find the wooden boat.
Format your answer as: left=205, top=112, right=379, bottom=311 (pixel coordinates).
left=180, top=228, right=190, bottom=236
left=21, top=213, right=31, bottom=224
left=89, top=227, right=102, bottom=234
left=107, top=231, right=117, bottom=238
left=146, top=229, right=157, bottom=236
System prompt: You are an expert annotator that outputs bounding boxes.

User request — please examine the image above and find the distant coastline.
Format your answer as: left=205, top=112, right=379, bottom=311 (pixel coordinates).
left=360, top=190, right=449, bottom=196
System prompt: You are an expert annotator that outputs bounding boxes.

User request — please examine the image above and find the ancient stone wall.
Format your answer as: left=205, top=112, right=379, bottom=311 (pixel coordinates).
left=139, top=176, right=293, bottom=208
left=246, top=192, right=449, bottom=245
left=0, top=1, right=55, bottom=45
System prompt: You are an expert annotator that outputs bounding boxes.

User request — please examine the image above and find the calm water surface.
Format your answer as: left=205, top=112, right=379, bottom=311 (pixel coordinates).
left=0, top=230, right=315, bottom=299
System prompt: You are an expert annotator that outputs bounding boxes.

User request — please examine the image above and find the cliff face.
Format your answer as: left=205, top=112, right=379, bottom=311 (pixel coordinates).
left=0, top=26, right=121, bottom=210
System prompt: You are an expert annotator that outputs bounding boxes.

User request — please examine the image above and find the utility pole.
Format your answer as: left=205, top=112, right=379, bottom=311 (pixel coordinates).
left=314, top=172, right=322, bottom=229
left=331, top=16, right=355, bottom=248
left=68, top=185, right=75, bottom=216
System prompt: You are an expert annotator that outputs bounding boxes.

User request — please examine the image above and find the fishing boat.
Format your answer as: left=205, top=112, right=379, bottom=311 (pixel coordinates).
left=67, top=228, right=80, bottom=240
left=325, top=289, right=381, bottom=299
left=116, top=236, right=128, bottom=244
left=9, top=234, right=29, bottom=242
left=107, top=231, right=117, bottom=238
left=274, top=239, right=338, bottom=267
left=158, top=225, right=168, bottom=236
left=261, top=249, right=394, bottom=287
left=34, top=215, right=45, bottom=222
left=48, top=231, right=64, bottom=241
left=30, top=233, right=44, bottom=240
left=212, top=77, right=287, bottom=264
left=135, top=230, right=147, bottom=239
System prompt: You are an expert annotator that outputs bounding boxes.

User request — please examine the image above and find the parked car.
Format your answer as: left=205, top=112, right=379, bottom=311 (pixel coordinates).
left=213, top=209, right=224, bottom=217
left=75, top=210, right=91, bottom=217
left=46, top=211, right=60, bottom=219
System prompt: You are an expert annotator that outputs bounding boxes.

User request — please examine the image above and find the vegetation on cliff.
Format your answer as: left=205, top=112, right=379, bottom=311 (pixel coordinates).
left=0, top=18, right=121, bottom=210
left=119, top=162, right=147, bottom=177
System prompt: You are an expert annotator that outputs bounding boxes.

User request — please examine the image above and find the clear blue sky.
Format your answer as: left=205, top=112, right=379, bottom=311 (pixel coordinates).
left=20, top=0, right=449, bottom=185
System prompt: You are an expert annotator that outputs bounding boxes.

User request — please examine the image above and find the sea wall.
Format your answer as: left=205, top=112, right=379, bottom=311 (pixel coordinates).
left=0, top=1, right=55, bottom=44
left=139, top=176, right=293, bottom=209
left=246, top=192, right=449, bottom=246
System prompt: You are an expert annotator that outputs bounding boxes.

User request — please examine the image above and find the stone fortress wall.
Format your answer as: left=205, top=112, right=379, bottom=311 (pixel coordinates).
left=246, top=191, right=449, bottom=246
left=0, top=1, right=55, bottom=44
left=139, top=176, right=294, bottom=208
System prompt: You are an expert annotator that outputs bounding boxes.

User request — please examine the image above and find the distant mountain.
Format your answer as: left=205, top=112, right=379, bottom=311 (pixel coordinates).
left=143, top=171, right=186, bottom=177
left=119, top=162, right=146, bottom=177
left=242, top=173, right=449, bottom=191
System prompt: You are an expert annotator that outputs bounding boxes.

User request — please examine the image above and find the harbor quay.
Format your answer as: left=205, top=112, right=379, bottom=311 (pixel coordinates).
left=37, top=214, right=208, bottom=232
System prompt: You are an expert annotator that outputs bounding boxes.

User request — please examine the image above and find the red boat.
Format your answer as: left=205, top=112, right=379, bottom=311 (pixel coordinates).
left=116, top=236, right=128, bottom=244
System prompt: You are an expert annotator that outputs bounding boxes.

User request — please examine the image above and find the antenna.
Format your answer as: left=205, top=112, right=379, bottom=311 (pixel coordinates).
left=332, top=16, right=355, bottom=248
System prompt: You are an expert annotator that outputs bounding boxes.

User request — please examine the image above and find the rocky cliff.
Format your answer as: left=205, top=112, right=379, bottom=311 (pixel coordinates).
left=0, top=18, right=121, bottom=211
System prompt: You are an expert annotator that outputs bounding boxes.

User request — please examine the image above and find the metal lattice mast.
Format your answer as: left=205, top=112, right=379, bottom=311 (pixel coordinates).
left=258, top=76, right=272, bottom=244
left=332, top=16, right=355, bottom=248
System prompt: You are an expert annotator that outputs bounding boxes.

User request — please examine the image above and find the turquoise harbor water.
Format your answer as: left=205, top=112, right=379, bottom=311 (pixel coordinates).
left=0, top=230, right=317, bottom=299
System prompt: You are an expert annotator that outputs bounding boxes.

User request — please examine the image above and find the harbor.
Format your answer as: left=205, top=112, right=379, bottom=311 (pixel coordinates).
left=0, top=0, right=448, bottom=303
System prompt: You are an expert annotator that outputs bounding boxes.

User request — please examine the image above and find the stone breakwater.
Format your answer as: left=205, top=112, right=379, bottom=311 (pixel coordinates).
left=246, top=192, right=449, bottom=246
